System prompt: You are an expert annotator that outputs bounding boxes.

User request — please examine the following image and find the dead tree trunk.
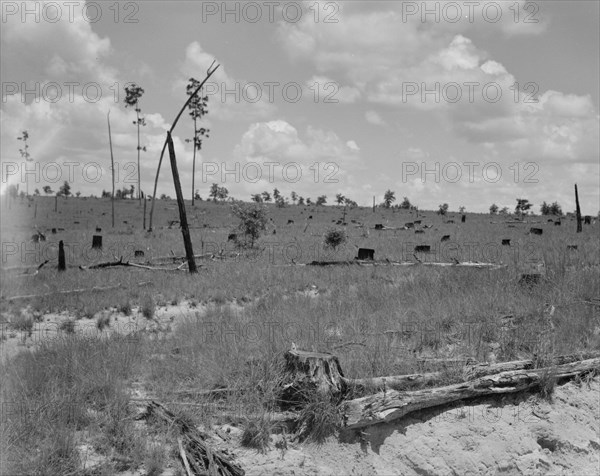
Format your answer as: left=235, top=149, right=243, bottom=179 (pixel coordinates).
left=148, top=61, right=219, bottom=231
left=107, top=110, right=115, bottom=228
left=166, top=132, right=197, bottom=274
left=342, top=357, right=600, bottom=429
left=58, top=240, right=66, bottom=271
left=575, top=183, right=582, bottom=233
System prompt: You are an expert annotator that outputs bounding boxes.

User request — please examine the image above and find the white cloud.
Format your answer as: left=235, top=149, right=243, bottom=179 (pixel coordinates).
left=365, top=110, right=386, bottom=126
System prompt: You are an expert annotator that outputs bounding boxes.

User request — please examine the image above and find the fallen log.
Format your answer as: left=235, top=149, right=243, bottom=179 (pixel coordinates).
left=79, top=257, right=189, bottom=271
left=139, top=400, right=245, bottom=476
left=342, top=357, right=600, bottom=429
left=2, top=281, right=152, bottom=302
left=303, top=260, right=506, bottom=269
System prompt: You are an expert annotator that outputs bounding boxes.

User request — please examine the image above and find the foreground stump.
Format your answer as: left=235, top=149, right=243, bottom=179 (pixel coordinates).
left=280, top=349, right=346, bottom=407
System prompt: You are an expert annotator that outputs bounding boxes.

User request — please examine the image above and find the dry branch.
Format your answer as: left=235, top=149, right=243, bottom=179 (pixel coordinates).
left=139, top=400, right=245, bottom=476
left=2, top=281, right=152, bottom=302
left=78, top=257, right=188, bottom=271
left=342, top=357, right=600, bottom=429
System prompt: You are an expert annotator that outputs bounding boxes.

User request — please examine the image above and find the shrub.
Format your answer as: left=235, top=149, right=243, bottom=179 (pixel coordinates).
left=141, top=295, right=155, bottom=319
left=323, top=228, right=347, bottom=251
left=230, top=201, right=269, bottom=248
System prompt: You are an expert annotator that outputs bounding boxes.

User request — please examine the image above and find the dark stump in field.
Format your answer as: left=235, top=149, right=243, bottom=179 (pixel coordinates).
left=502, top=239, right=511, bottom=246
left=357, top=248, right=375, bottom=260
left=375, top=224, right=384, bottom=230
left=441, top=235, right=450, bottom=242
left=530, top=228, right=543, bottom=235
left=584, top=216, right=591, bottom=224
left=92, top=235, right=102, bottom=249
left=461, top=215, right=466, bottom=223
left=415, top=245, right=431, bottom=253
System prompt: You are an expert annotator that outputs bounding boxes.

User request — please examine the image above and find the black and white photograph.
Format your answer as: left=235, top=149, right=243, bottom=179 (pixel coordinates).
left=1, top=1, right=599, bottom=474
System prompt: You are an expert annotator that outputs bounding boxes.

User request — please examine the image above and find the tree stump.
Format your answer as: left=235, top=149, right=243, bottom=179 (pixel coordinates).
left=92, top=235, right=103, bottom=249
left=280, top=349, right=346, bottom=408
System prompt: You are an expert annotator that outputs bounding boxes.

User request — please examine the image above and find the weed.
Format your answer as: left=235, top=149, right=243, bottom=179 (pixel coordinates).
left=141, top=295, right=156, bottom=319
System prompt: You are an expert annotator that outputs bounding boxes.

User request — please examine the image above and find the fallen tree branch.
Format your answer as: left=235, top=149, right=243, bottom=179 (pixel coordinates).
left=2, top=281, right=152, bottom=302
left=139, top=400, right=245, bottom=476
left=2, top=284, right=121, bottom=302
left=78, top=257, right=189, bottom=271
left=304, top=260, right=506, bottom=269
left=342, top=357, right=600, bottom=429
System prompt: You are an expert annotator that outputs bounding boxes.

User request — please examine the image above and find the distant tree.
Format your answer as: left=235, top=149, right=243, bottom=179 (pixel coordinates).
left=344, top=198, right=358, bottom=208
left=102, top=190, right=111, bottom=198
left=34, top=188, right=40, bottom=196
left=42, top=185, right=53, bottom=195
left=130, top=184, right=135, bottom=199
left=273, top=188, right=281, bottom=201
left=437, top=203, right=449, bottom=215
left=194, top=190, right=201, bottom=201
left=540, top=201, right=563, bottom=216
left=75, top=191, right=81, bottom=197
left=185, top=77, right=210, bottom=206
left=458, top=206, right=466, bottom=213
left=230, top=200, right=268, bottom=248
left=306, top=197, right=312, bottom=206
left=251, top=194, right=263, bottom=203
left=58, top=181, right=71, bottom=198
left=160, top=194, right=168, bottom=200
left=399, top=197, right=412, bottom=209
left=489, top=203, right=499, bottom=214
left=515, top=198, right=532, bottom=216
left=124, top=83, right=146, bottom=202
left=216, top=186, right=228, bottom=201
left=499, top=206, right=509, bottom=215
left=291, top=191, right=298, bottom=204
left=17, top=130, right=33, bottom=195
left=297, top=196, right=305, bottom=205
left=383, top=190, right=396, bottom=208
left=335, top=193, right=346, bottom=206
left=261, top=191, right=271, bottom=202
left=275, top=196, right=286, bottom=208
left=316, top=195, right=327, bottom=206
left=209, top=183, right=219, bottom=202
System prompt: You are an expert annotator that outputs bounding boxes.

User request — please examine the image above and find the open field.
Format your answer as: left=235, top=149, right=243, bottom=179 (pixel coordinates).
left=1, top=196, right=599, bottom=475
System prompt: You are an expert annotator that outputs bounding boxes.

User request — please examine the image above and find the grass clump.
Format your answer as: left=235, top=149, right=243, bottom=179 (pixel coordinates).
left=141, top=295, right=156, bottom=319
left=241, top=414, right=274, bottom=452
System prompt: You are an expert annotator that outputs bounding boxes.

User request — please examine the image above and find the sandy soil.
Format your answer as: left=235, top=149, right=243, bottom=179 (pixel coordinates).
left=3, top=302, right=599, bottom=475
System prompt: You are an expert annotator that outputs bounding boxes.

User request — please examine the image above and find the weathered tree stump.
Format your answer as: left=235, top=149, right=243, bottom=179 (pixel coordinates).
left=357, top=248, right=374, bottom=260
left=58, top=240, right=66, bottom=271
left=92, top=235, right=103, bottom=249
left=280, top=349, right=346, bottom=407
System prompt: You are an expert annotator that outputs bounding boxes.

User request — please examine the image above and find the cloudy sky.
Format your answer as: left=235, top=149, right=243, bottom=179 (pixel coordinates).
left=1, top=1, right=598, bottom=213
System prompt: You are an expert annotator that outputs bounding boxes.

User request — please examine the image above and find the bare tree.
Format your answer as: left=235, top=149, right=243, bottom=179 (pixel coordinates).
left=185, top=78, right=210, bottom=207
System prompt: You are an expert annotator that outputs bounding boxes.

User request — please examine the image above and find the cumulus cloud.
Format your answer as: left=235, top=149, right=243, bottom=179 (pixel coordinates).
left=365, top=110, right=386, bottom=126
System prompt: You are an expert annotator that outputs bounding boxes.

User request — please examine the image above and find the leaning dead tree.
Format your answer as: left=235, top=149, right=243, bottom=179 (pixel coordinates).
left=575, top=183, right=582, bottom=233
left=107, top=110, right=116, bottom=228
left=148, top=60, right=220, bottom=232
left=279, top=349, right=600, bottom=430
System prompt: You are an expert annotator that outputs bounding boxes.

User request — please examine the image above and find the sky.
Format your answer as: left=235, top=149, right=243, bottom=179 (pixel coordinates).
left=1, top=0, right=599, bottom=213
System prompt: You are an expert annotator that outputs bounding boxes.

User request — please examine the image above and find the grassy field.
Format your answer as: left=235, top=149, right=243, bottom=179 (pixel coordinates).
left=1, top=195, right=599, bottom=474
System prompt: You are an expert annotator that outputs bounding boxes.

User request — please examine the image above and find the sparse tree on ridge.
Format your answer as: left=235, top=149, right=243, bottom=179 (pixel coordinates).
left=383, top=189, right=396, bottom=208
left=185, top=77, right=210, bottom=207
left=489, top=203, right=499, bottom=214
left=316, top=195, right=327, bottom=206
left=515, top=198, right=532, bottom=216
left=124, top=83, right=146, bottom=202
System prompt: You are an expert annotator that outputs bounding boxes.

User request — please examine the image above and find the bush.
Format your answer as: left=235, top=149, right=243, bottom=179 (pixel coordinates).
left=323, top=228, right=347, bottom=251
left=230, top=201, right=269, bottom=248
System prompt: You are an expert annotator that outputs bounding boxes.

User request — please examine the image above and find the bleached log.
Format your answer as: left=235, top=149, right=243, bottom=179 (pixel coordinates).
left=342, top=357, right=600, bottom=429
